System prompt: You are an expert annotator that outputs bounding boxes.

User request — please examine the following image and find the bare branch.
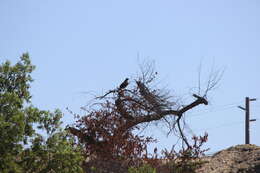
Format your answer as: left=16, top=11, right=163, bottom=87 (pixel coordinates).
left=69, top=60, right=223, bottom=161
left=202, top=65, right=225, bottom=97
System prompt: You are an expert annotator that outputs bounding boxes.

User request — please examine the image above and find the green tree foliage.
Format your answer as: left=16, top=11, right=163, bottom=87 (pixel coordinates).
left=0, top=54, right=84, bottom=173
left=20, top=110, right=84, bottom=173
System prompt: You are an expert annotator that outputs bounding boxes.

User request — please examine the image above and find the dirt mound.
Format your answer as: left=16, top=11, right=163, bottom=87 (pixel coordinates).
left=197, top=144, right=260, bottom=173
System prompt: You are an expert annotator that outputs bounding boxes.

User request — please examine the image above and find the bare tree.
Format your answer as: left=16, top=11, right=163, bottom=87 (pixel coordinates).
left=68, top=61, right=222, bottom=166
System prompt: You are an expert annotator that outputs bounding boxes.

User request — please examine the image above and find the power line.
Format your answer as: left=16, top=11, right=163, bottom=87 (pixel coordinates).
left=188, top=105, right=238, bottom=117
left=194, top=121, right=244, bottom=132
left=186, top=100, right=244, bottom=117
left=198, top=100, right=244, bottom=111
left=251, top=106, right=260, bottom=109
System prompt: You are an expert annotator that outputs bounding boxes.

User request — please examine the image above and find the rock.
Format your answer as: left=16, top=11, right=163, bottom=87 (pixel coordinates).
left=197, top=144, right=260, bottom=173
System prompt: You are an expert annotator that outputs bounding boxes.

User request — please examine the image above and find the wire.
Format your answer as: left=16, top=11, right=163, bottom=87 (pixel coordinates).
left=251, top=106, right=260, bottom=109
left=194, top=121, right=244, bottom=132
left=201, top=100, right=243, bottom=111
left=186, top=100, right=244, bottom=117
left=188, top=105, right=238, bottom=117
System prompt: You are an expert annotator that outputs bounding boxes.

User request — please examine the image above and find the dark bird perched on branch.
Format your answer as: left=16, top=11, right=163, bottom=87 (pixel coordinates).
left=119, top=78, right=129, bottom=89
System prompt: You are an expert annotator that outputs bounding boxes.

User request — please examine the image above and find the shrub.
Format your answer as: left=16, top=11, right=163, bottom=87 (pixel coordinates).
left=128, top=164, right=156, bottom=173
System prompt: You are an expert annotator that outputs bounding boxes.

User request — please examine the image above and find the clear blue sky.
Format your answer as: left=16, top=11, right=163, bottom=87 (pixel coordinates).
left=1, top=0, right=260, bottom=154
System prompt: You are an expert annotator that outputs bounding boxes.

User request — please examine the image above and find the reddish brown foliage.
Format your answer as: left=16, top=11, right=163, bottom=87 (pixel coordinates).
left=144, top=133, right=209, bottom=173
left=68, top=100, right=155, bottom=164
left=68, top=74, right=210, bottom=172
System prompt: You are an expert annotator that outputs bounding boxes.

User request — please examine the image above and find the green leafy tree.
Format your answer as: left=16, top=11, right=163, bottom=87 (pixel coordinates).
left=0, top=54, right=84, bottom=173
left=0, top=53, right=36, bottom=172
left=20, top=109, right=84, bottom=173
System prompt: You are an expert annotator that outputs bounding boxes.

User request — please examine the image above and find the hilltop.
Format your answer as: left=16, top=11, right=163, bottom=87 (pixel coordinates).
left=197, top=144, right=260, bottom=173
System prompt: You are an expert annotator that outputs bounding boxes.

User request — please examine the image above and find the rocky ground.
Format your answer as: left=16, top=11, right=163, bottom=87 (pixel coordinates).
left=197, top=144, right=260, bottom=173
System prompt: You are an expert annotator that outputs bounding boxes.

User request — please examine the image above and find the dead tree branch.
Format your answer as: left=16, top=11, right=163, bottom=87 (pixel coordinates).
left=69, top=62, right=222, bottom=160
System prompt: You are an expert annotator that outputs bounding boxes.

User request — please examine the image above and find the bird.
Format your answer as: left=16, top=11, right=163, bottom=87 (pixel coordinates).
left=154, top=147, right=158, bottom=154
left=119, top=78, right=129, bottom=89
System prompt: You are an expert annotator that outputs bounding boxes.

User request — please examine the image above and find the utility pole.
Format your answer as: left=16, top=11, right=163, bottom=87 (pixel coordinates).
left=238, top=97, right=257, bottom=144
